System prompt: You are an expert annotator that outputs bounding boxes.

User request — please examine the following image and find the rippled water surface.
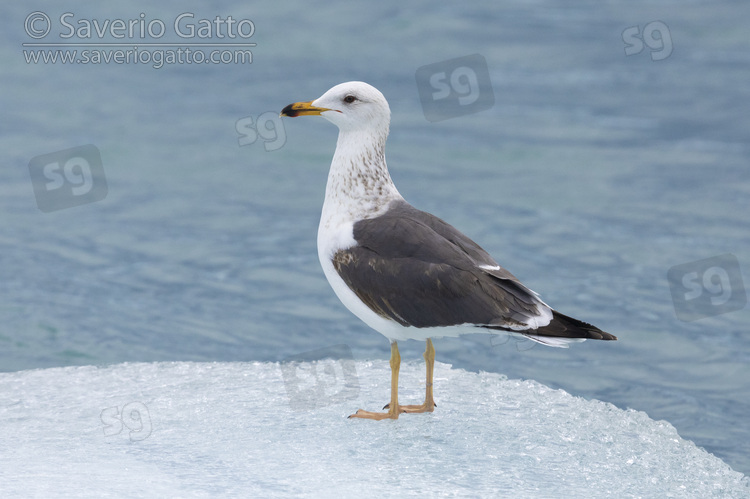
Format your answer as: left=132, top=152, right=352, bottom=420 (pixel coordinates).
left=1, top=0, right=749, bottom=476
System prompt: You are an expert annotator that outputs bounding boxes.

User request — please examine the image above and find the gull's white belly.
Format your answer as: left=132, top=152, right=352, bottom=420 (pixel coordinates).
left=316, top=216, right=504, bottom=343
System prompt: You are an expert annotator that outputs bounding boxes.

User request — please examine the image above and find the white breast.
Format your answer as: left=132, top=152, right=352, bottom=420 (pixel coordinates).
left=317, top=215, right=408, bottom=341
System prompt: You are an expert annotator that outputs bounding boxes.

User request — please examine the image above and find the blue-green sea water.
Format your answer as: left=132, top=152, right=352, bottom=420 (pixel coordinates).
left=1, top=0, right=749, bottom=485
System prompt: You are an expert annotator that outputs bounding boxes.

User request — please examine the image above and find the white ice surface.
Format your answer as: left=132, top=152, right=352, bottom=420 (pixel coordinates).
left=1, top=360, right=748, bottom=498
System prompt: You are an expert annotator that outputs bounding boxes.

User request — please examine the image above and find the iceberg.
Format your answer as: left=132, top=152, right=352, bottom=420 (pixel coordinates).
left=0, top=360, right=747, bottom=498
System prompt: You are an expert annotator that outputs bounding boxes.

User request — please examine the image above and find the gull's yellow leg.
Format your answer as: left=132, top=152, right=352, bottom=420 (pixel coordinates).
left=383, top=338, right=436, bottom=414
left=349, top=341, right=404, bottom=420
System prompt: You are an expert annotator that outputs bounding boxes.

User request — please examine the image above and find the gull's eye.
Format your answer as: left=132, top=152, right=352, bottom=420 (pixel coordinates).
left=343, top=95, right=357, bottom=104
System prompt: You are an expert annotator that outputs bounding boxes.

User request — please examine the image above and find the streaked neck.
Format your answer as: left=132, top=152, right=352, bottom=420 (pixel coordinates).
left=321, top=128, right=402, bottom=224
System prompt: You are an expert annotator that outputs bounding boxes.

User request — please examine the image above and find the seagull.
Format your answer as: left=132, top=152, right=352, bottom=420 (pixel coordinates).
left=280, top=81, right=616, bottom=420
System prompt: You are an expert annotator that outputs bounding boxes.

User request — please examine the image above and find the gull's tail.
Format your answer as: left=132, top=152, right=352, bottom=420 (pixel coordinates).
left=524, top=310, right=617, bottom=347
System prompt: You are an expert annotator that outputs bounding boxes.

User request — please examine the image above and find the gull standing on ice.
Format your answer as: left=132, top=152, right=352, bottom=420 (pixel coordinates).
left=280, top=81, right=616, bottom=420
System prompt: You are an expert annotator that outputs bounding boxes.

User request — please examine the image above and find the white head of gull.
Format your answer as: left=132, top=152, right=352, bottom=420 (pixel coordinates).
left=281, top=81, right=616, bottom=420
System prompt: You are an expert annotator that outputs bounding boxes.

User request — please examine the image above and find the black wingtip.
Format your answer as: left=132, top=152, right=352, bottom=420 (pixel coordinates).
left=535, top=311, right=617, bottom=341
